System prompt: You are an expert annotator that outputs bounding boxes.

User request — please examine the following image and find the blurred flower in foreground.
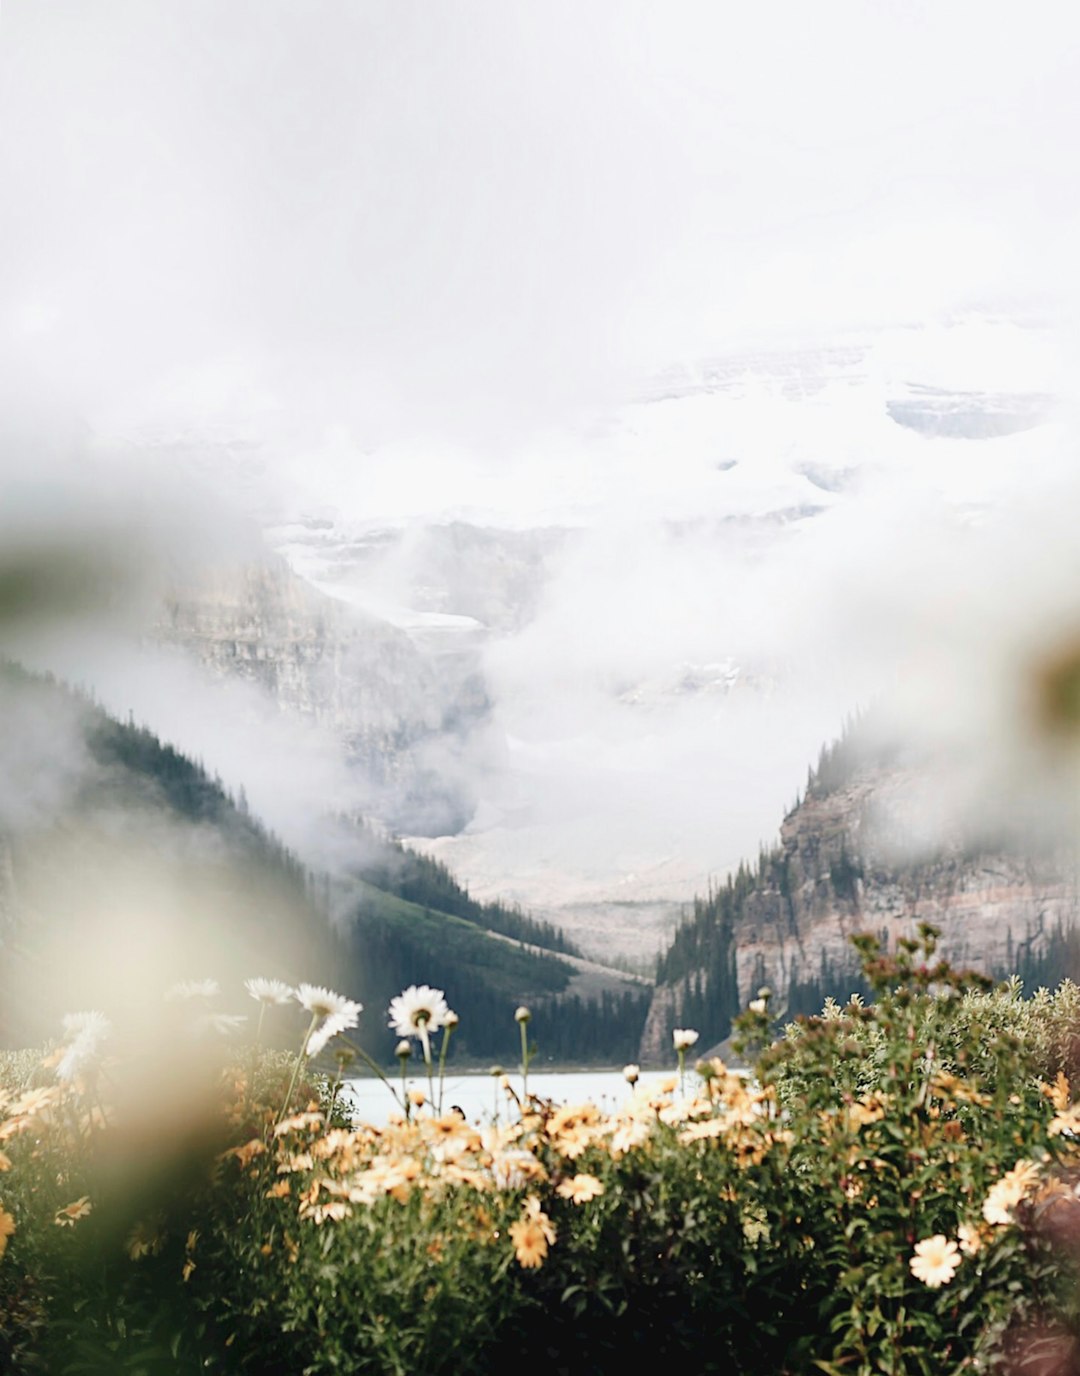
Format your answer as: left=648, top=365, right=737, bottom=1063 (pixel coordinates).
left=556, top=1174, right=604, bottom=1204
left=167, top=980, right=220, bottom=1002
left=0, top=1206, right=14, bottom=1258
left=245, top=978, right=294, bottom=1006
left=56, top=1010, right=111, bottom=1082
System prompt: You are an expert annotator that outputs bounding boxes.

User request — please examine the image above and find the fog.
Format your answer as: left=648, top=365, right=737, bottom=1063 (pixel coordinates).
left=2, top=2, right=1080, bottom=935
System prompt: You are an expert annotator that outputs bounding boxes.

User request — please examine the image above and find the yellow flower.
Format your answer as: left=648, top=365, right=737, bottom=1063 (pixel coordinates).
left=54, top=1197, right=92, bottom=1227
left=608, top=1118, right=651, bottom=1159
left=266, top=1179, right=291, bottom=1199
left=848, top=1096, right=887, bottom=1129
left=523, top=1195, right=557, bottom=1242
left=983, top=1160, right=1040, bottom=1226
left=509, top=1218, right=550, bottom=1268
left=0, top=1152, right=11, bottom=1172
left=273, top=1112, right=324, bottom=1138
left=1048, top=1105, right=1080, bottom=1137
left=678, top=1118, right=726, bottom=1144
left=127, top=1220, right=165, bottom=1260
left=909, top=1235, right=961, bottom=1288
left=1042, top=1071, right=1071, bottom=1111
left=556, top=1174, right=604, bottom=1205
left=277, top=1152, right=314, bottom=1174
left=0, top=1206, right=15, bottom=1259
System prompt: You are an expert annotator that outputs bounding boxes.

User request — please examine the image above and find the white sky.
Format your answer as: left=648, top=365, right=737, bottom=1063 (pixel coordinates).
left=2, top=1, right=1078, bottom=445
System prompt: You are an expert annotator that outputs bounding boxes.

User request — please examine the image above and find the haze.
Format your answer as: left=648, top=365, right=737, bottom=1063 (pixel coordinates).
left=2, top=1, right=1080, bottom=953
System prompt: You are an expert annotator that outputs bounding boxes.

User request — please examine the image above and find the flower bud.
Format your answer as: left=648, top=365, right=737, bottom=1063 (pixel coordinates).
left=444, top=1010, right=460, bottom=1028
left=515, top=1006, right=531, bottom=1024
left=395, top=1040, right=412, bottom=1060
left=623, top=1063, right=640, bottom=1085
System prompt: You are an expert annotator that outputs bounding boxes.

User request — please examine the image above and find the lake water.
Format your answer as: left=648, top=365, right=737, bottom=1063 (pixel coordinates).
left=343, top=1068, right=686, bottom=1126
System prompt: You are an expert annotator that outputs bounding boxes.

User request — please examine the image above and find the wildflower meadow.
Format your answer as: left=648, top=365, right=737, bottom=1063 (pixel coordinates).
left=5, top=927, right=1080, bottom=1374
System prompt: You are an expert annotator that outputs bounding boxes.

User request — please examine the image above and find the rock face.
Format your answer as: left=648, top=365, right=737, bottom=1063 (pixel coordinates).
left=640, top=761, right=1079, bottom=1063
left=156, top=557, right=494, bottom=834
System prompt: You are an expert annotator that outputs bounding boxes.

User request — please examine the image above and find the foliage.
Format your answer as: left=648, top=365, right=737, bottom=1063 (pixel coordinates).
left=8, top=930, right=1080, bottom=1372
left=0, top=659, right=638, bottom=1064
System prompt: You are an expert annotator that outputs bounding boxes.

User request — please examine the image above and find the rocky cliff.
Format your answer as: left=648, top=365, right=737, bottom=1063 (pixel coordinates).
left=641, top=754, right=1080, bottom=1063
left=156, top=556, right=494, bottom=834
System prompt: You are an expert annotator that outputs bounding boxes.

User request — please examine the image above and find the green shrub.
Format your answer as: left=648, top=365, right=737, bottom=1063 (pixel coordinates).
left=6, top=935, right=1080, bottom=1373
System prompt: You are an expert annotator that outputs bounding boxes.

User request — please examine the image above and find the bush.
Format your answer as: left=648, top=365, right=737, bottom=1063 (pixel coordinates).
left=6, top=935, right=1080, bottom=1373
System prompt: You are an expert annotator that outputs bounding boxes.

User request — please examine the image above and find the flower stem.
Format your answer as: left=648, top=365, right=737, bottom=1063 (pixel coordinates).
left=421, top=1025, right=434, bottom=1109
left=338, top=1035, right=405, bottom=1114
left=277, top=1013, right=319, bottom=1125
left=519, top=1021, right=530, bottom=1107
left=437, top=1023, right=454, bottom=1114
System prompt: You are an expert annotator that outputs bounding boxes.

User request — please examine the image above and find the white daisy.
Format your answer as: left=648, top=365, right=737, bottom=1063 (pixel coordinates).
left=909, top=1235, right=961, bottom=1288
left=166, top=979, right=220, bottom=1001
left=195, top=1013, right=248, bottom=1037
left=305, top=1012, right=355, bottom=1058
left=387, top=985, right=450, bottom=1038
left=244, top=977, right=294, bottom=1006
left=56, top=1011, right=111, bottom=1083
left=295, top=984, right=362, bottom=1022
left=673, top=1028, right=699, bottom=1051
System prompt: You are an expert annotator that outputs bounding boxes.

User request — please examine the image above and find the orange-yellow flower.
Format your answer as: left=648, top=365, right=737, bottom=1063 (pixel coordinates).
left=556, top=1174, right=604, bottom=1205
left=0, top=1206, right=14, bottom=1259
left=54, top=1197, right=91, bottom=1227
left=127, top=1220, right=164, bottom=1260
left=983, top=1160, right=1040, bottom=1226
left=509, top=1218, right=550, bottom=1268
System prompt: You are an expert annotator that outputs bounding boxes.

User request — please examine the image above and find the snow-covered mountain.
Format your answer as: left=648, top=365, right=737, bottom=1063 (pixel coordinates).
left=97, top=316, right=1069, bottom=961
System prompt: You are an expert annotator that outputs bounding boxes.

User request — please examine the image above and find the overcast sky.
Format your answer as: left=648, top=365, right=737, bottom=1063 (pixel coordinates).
left=3, top=2, right=1080, bottom=918
left=2, top=0, right=1078, bottom=448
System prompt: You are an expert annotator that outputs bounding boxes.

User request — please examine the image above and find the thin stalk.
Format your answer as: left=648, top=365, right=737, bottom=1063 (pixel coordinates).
left=437, top=1023, right=454, bottom=1114
left=338, top=1034, right=405, bottom=1113
left=519, top=1021, right=530, bottom=1106
left=246, top=1003, right=267, bottom=1117
left=277, top=1012, right=319, bottom=1125
left=420, top=1024, right=434, bottom=1109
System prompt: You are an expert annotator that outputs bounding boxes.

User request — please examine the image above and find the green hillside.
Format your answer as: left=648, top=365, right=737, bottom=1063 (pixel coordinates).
left=0, top=661, right=647, bottom=1062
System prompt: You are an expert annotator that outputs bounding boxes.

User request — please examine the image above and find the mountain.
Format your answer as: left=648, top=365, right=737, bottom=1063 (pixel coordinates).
left=641, top=722, right=1080, bottom=1062
left=0, top=662, right=647, bottom=1062
left=157, top=555, right=494, bottom=836
left=103, top=316, right=1064, bottom=949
